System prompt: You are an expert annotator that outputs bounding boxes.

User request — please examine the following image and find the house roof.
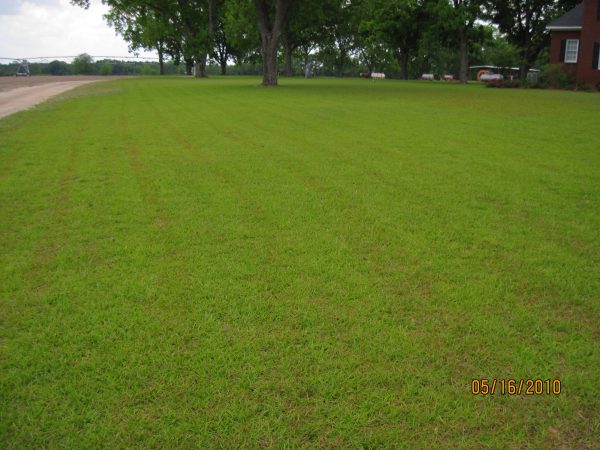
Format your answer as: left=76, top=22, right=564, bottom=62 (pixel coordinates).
left=546, top=3, right=584, bottom=30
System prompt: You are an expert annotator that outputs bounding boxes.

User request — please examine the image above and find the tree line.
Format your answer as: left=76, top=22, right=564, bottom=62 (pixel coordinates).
left=0, top=56, right=185, bottom=77
left=0, top=54, right=286, bottom=77
left=71, top=0, right=580, bottom=87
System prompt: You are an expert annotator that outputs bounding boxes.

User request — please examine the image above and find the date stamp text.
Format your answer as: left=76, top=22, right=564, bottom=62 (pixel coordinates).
left=471, top=379, right=561, bottom=396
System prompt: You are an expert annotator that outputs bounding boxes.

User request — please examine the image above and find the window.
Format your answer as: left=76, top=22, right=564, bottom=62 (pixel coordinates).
left=596, top=43, right=600, bottom=70
left=565, top=39, right=579, bottom=63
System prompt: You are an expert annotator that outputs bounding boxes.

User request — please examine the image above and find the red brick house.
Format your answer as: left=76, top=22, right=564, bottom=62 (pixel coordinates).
left=547, top=0, right=600, bottom=86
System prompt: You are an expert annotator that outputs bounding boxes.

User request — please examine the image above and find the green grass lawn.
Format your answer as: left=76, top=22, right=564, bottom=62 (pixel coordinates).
left=1, top=76, right=599, bottom=448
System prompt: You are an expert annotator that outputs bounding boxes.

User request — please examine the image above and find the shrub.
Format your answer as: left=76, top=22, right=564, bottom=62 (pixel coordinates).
left=576, top=82, right=593, bottom=92
left=541, top=64, right=574, bottom=89
left=596, top=79, right=600, bottom=92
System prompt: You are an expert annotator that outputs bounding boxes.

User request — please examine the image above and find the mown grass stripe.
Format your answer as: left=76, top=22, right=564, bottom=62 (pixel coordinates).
left=0, top=76, right=598, bottom=448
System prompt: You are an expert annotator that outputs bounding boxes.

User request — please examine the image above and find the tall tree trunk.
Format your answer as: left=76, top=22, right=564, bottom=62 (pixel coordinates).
left=458, top=29, right=469, bottom=83
left=519, top=12, right=532, bottom=80
left=253, top=0, right=291, bottom=87
left=337, top=49, right=346, bottom=77
left=362, top=50, right=373, bottom=75
left=185, top=59, right=193, bottom=76
left=518, top=46, right=532, bottom=80
left=302, top=47, right=309, bottom=72
left=260, top=33, right=279, bottom=86
left=397, top=50, right=409, bottom=80
left=519, top=61, right=530, bottom=81
left=194, top=56, right=207, bottom=78
left=284, top=41, right=293, bottom=76
left=208, top=0, right=214, bottom=35
left=215, top=41, right=229, bottom=76
left=158, top=45, right=165, bottom=75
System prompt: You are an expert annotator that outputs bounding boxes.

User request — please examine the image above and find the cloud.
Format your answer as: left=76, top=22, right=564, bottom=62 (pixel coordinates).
left=0, top=0, right=157, bottom=59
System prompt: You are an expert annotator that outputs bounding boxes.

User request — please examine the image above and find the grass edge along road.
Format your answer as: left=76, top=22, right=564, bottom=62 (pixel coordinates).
left=1, top=77, right=599, bottom=448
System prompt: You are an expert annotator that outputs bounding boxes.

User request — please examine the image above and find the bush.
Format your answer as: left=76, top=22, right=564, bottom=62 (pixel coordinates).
left=596, top=79, right=600, bottom=92
left=541, top=64, right=574, bottom=89
left=576, top=82, right=593, bottom=92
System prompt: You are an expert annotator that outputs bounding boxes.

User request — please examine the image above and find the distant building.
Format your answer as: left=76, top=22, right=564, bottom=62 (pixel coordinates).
left=546, top=0, right=600, bottom=86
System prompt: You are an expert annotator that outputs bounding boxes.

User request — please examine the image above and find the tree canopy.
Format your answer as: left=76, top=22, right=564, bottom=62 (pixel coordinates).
left=486, top=0, right=581, bottom=78
left=71, top=0, right=576, bottom=85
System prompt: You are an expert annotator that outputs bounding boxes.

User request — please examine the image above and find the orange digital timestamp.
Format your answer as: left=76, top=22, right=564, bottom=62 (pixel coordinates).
left=471, top=379, right=561, bottom=396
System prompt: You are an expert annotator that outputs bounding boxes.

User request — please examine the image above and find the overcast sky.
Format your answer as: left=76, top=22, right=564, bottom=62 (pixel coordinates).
left=0, top=0, right=158, bottom=61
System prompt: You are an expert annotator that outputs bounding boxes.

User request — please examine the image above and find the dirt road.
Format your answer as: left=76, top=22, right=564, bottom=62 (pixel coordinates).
left=0, top=76, right=120, bottom=119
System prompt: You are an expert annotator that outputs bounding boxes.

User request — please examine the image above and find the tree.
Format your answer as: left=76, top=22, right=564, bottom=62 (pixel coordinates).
left=252, top=0, right=293, bottom=86
left=280, top=0, right=327, bottom=76
left=475, top=26, right=520, bottom=69
left=175, top=0, right=215, bottom=78
left=105, top=5, right=172, bottom=74
left=319, top=0, right=355, bottom=77
left=351, top=0, right=388, bottom=75
left=71, top=0, right=216, bottom=78
left=99, top=62, right=114, bottom=75
left=47, top=60, right=70, bottom=75
left=429, top=0, right=485, bottom=83
left=416, top=27, right=459, bottom=78
left=213, top=15, right=232, bottom=74
left=377, top=0, right=424, bottom=79
left=72, top=53, right=95, bottom=75
left=223, top=0, right=261, bottom=68
left=486, top=0, right=581, bottom=79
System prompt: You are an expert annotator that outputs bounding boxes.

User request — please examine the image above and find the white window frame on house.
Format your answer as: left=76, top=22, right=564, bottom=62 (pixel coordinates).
left=565, top=39, right=579, bottom=63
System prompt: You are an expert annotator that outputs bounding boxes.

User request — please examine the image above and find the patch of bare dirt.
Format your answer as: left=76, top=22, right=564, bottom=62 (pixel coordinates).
left=0, top=76, right=123, bottom=118
left=0, top=75, right=122, bottom=93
